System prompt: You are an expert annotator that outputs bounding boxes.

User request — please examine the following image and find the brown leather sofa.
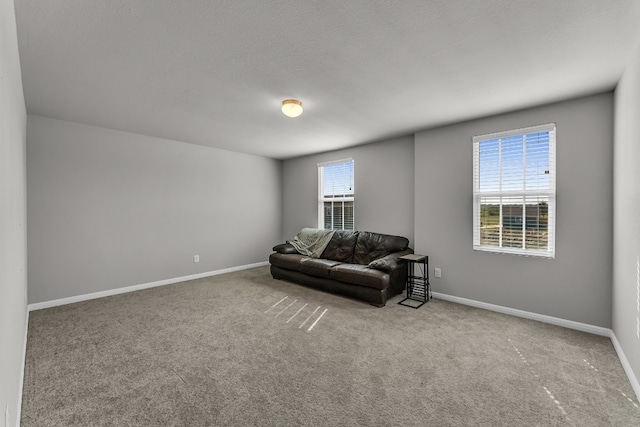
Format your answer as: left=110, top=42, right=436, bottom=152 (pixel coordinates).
left=269, top=230, right=413, bottom=307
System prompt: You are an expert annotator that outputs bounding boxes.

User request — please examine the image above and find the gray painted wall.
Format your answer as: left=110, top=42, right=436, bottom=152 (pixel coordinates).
left=281, top=135, right=414, bottom=245
left=27, top=115, right=281, bottom=304
left=0, top=0, right=28, bottom=424
left=414, top=93, right=614, bottom=327
left=613, top=46, right=640, bottom=391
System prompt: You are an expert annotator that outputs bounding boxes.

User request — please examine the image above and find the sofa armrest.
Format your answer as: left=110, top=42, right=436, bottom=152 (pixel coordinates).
left=273, top=243, right=301, bottom=255
left=367, top=248, right=414, bottom=272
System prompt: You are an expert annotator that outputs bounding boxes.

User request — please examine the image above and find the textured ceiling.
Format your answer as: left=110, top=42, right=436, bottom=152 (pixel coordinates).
left=14, top=0, right=640, bottom=159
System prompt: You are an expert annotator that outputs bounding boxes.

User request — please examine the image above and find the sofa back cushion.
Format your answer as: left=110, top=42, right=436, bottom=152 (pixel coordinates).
left=320, top=230, right=359, bottom=262
left=352, top=231, right=410, bottom=265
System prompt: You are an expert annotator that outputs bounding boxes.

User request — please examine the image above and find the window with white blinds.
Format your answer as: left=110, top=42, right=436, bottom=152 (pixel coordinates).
left=318, top=159, right=354, bottom=231
left=473, top=124, right=556, bottom=258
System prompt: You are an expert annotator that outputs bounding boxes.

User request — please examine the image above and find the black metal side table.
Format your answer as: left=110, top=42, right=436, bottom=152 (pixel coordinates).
left=398, top=254, right=431, bottom=308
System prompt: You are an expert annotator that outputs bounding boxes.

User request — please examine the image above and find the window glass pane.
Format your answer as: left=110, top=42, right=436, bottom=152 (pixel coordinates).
left=479, top=139, right=500, bottom=192
left=323, top=161, right=354, bottom=197
left=502, top=196, right=523, bottom=249
left=525, top=196, right=548, bottom=249
left=322, top=201, right=354, bottom=231
left=525, top=131, right=550, bottom=190
left=479, top=131, right=551, bottom=192
left=501, top=135, right=524, bottom=191
left=324, top=202, right=333, bottom=229
left=343, top=201, right=354, bottom=230
left=332, top=202, right=344, bottom=230
left=480, top=197, right=500, bottom=246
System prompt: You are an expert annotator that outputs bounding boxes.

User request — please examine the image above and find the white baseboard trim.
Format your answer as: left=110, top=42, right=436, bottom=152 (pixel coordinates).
left=610, top=331, right=640, bottom=402
left=431, top=291, right=611, bottom=337
left=17, top=309, right=28, bottom=427
left=28, top=261, right=269, bottom=311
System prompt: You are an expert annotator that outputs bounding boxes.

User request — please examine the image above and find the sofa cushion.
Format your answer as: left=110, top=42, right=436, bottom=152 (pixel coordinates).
left=269, top=253, right=306, bottom=272
left=300, top=258, right=343, bottom=278
left=368, top=248, right=414, bottom=272
left=330, top=264, right=390, bottom=290
left=320, top=230, right=358, bottom=262
left=273, top=243, right=301, bottom=254
left=353, top=231, right=410, bottom=265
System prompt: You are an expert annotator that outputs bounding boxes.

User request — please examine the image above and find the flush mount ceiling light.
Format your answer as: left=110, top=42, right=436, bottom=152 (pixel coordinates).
left=281, top=99, right=303, bottom=118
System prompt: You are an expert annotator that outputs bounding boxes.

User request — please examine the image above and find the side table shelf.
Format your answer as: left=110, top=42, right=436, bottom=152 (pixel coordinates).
left=398, top=254, right=431, bottom=309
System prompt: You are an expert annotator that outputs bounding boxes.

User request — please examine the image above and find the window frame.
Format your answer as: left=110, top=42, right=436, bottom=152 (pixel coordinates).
left=318, top=159, right=355, bottom=231
left=472, top=123, right=556, bottom=258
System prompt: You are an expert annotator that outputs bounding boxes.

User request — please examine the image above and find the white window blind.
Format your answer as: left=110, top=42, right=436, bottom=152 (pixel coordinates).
left=473, top=123, right=556, bottom=258
left=318, top=159, right=354, bottom=230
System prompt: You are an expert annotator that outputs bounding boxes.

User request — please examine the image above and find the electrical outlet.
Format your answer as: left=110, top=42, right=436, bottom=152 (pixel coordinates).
left=434, top=267, right=442, bottom=278
left=193, top=255, right=200, bottom=263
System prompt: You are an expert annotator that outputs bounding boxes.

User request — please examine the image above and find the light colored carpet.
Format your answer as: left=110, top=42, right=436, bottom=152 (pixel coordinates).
left=22, top=266, right=640, bottom=426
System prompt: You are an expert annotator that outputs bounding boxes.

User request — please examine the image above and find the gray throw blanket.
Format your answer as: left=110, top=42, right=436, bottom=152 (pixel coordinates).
left=288, top=228, right=336, bottom=258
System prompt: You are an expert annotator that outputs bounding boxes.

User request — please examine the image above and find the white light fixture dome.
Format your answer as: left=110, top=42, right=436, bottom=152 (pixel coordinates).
left=281, top=99, right=303, bottom=118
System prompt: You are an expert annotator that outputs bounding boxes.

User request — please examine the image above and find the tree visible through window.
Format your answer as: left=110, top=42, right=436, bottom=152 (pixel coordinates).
left=318, top=159, right=354, bottom=230
left=473, top=124, right=556, bottom=258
